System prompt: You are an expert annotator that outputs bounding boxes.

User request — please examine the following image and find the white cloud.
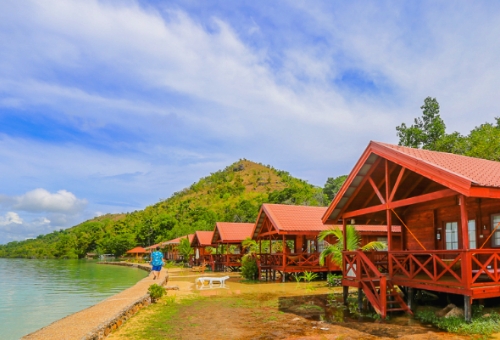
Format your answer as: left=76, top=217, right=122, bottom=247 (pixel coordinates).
left=13, top=189, right=87, bottom=214
left=1, top=0, right=500, bottom=244
left=0, top=212, right=22, bottom=226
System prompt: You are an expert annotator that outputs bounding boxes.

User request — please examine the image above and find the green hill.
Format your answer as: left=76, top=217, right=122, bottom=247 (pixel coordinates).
left=0, top=160, right=327, bottom=259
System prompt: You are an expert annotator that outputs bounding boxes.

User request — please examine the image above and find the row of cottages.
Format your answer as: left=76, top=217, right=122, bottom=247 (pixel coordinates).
left=190, top=223, right=254, bottom=272
left=163, top=203, right=400, bottom=279
left=322, top=141, right=500, bottom=321
left=254, top=204, right=401, bottom=281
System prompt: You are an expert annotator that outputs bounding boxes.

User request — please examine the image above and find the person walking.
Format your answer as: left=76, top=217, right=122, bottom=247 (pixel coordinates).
left=150, top=246, right=164, bottom=280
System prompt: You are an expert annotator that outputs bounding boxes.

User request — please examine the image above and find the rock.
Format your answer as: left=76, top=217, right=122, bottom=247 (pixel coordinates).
left=445, top=307, right=464, bottom=318
left=291, top=317, right=301, bottom=322
left=435, top=303, right=456, bottom=317
left=165, top=285, right=179, bottom=290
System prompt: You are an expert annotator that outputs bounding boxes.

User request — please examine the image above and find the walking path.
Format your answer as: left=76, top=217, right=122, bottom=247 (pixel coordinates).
left=22, top=263, right=167, bottom=340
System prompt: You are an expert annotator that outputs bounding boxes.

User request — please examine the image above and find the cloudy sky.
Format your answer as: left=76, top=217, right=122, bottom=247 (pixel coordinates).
left=1, top=0, right=499, bottom=244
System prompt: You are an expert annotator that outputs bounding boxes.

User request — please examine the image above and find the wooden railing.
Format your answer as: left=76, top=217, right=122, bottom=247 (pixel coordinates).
left=343, top=250, right=387, bottom=315
left=470, top=250, right=500, bottom=286
left=389, top=250, right=465, bottom=286
left=258, top=252, right=328, bottom=268
left=344, top=249, right=500, bottom=291
left=213, top=253, right=244, bottom=265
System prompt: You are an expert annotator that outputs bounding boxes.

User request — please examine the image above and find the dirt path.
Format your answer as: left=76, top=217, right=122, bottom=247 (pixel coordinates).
left=109, top=273, right=470, bottom=340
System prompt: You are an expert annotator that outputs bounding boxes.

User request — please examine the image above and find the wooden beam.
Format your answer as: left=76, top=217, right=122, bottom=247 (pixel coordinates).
left=335, top=157, right=383, bottom=220
left=343, top=189, right=457, bottom=219
left=361, top=162, right=398, bottom=210
left=389, top=167, right=406, bottom=203
left=387, top=208, right=392, bottom=251
left=343, top=218, right=347, bottom=252
left=385, top=159, right=390, bottom=202
left=369, top=176, right=386, bottom=204
left=259, top=230, right=279, bottom=237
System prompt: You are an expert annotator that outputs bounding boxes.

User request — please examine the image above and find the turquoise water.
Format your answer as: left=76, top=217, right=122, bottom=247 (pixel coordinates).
left=0, top=259, right=147, bottom=340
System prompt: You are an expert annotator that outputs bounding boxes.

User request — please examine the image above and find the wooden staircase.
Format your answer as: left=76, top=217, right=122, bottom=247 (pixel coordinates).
left=355, top=251, right=412, bottom=318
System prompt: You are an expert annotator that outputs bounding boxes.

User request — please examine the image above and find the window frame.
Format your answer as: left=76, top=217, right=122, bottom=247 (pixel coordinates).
left=445, top=221, right=459, bottom=250
left=491, top=213, right=500, bottom=247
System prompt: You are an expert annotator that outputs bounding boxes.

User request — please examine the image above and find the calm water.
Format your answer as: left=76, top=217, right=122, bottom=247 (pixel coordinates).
left=0, top=258, right=147, bottom=340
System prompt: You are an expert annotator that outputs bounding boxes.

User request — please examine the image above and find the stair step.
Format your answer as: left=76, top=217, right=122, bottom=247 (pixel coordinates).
left=387, top=308, right=406, bottom=312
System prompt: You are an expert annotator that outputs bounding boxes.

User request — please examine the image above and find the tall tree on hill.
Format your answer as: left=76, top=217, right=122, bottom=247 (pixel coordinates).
left=396, top=97, right=446, bottom=150
left=323, top=175, right=347, bottom=202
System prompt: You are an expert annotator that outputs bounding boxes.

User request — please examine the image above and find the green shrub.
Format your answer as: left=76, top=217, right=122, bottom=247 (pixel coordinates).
left=327, top=273, right=342, bottom=287
left=241, top=255, right=258, bottom=280
left=148, top=283, right=166, bottom=303
left=415, top=307, right=500, bottom=336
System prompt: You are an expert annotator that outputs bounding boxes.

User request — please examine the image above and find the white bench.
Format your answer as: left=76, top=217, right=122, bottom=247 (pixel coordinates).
left=195, top=276, right=230, bottom=288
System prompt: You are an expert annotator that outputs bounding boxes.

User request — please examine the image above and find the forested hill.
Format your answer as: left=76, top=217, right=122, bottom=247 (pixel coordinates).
left=0, top=160, right=329, bottom=259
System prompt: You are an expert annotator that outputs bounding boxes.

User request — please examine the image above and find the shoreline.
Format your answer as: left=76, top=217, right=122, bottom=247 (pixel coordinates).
left=22, top=262, right=167, bottom=340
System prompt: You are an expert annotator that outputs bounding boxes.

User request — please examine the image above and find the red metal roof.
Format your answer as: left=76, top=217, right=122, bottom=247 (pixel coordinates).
left=256, top=204, right=329, bottom=235
left=254, top=204, right=400, bottom=237
left=161, top=234, right=194, bottom=246
left=377, top=142, right=500, bottom=188
left=323, top=141, right=500, bottom=223
left=192, top=231, right=214, bottom=246
left=212, top=222, right=254, bottom=243
left=349, top=225, right=401, bottom=233
left=144, top=243, right=160, bottom=250
left=126, top=246, right=147, bottom=254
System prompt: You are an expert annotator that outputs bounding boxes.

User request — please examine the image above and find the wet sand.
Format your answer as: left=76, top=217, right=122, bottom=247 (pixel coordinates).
left=22, top=263, right=166, bottom=340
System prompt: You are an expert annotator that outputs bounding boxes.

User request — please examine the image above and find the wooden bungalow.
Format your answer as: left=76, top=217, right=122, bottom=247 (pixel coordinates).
left=161, top=234, right=194, bottom=262
left=190, top=230, right=215, bottom=268
left=211, top=222, right=254, bottom=272
left=253, top=203, right=401, bottom=282
left=322, top=141, right=500, bottom=321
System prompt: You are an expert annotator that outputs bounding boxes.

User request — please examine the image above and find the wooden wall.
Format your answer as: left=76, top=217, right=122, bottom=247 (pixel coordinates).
left=402, top=196, right=500, bottom=251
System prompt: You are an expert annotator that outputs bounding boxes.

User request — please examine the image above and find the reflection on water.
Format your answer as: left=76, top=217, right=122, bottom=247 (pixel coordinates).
left=0, top=259, right=147, bottom=340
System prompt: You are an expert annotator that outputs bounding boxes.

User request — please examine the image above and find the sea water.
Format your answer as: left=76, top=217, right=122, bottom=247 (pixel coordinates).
left=0, top=258, right=147, bottom=340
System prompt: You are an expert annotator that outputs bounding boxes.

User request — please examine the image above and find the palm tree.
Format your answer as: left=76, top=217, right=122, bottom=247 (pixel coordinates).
left=178, top=237, right=193, bottom=264
left=242, top=237, right=258, bottom=255
left=318, top=225, right=386, bottom=266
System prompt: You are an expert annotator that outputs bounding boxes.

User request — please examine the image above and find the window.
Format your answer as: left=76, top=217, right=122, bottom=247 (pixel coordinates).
left=492, top=214, right=500, bottom=247
left=468, top=219, right=476, bottom=249
left=445, top=222, right=458, bottom=250
left=317, top=239, right=328, bottom=253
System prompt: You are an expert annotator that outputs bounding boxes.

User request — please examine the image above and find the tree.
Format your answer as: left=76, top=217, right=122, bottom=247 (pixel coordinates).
left=241, top=237, right=259, bottom=280
left=463, top=118, right=500, bottom=161
left=396, top=97, right=446, bottom=150
left=323, top=175, right=347, bottom=202
left=177, top=237, right=193, bottom=264
left=318, top=226, right=386, bottom=266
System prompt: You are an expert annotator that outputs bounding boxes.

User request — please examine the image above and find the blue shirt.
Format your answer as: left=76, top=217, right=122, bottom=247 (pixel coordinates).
left=151, top=251, right=164, bottom=266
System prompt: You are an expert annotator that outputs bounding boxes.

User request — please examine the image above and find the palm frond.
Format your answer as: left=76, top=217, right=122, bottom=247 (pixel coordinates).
left=361, top=241, right=387, bottom=251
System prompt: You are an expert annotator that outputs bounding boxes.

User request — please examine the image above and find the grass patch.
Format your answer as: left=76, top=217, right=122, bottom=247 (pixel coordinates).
left=118, top=295, right=205, bottom=340
left=294, top=304, right=324, bottom=312
left=415, top=307, right=500, bottom=338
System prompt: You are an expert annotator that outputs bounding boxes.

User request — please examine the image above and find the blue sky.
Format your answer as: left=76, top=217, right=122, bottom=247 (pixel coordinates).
left=1, top=0, right=500, bottom=244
